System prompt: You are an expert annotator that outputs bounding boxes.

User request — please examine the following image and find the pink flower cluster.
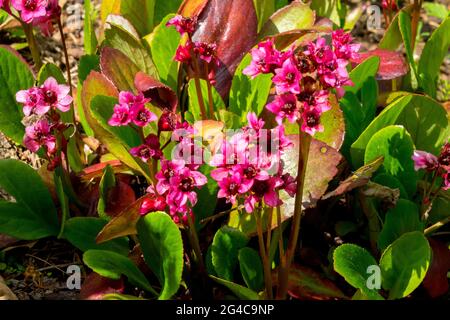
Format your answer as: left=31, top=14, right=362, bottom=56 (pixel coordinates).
left=244, top=30, right=360, bottom=136
left=210, top=113, right=296, bottom=213
left=166, top=15, right=219, bottom=82
left=412, top=143, right=450, bottom=191
left=11, top=0, right=61, bottom=36
left=16, top=77, right=72, bottom=158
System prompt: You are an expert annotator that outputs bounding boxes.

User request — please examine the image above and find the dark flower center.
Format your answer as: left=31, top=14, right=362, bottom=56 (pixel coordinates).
left=285, top=72, right=295, bottom=82
left=24, top=0, right=37, bottom=11
left=302, top=76, right=318, bottom=94
left=281, top=102, right=296, bottom=115
left=252, top=180, right=269, bottom=197
left=298, top=92, right=314, bottom=105
left=139, top=147, right=151, bottom=159
left=180, top=176, right=195, bottom=192
left=305, top=112, right=320, bottom=127
left=228, top=182, right=239, bottom=195
left=164, top=168, right=175, bottom=179
left=44, top=90, right=58, bottom=104
left=243, top=166, right=258, bottom=179
left=137, top=110, right=149, bottom=123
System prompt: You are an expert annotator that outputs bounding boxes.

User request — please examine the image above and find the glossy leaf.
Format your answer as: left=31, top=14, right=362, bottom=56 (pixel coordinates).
left=100, top=47, right=140, bottom=92
left=63, top=217, right=129, bottom=255
left=333, top=244, right=384, bottom=300
left=398, top=11, right=419, bottom=86
left=345, top=56, right=380, bottom=94
left=238, top=247, right=264, bottom=291
left=0, top=47, right=34, bottom=144
left=137, top=212, right=184, bottom=300
left=380, top=232, right=431, bottom=299
left=120, top=0, right=155, bottom=37
left=211, top=226, right=249, bottom=281
left=379, top=5, right=413, bottom=50
left=83, top=249, right=157, bottom=295
left=134, top=72, right=178, bottom=111
left=364, top=126, right=417, bottom=196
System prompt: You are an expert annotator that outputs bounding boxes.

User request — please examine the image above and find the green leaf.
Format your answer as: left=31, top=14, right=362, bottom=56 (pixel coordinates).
left=364, top=125, right=417, bottom=196
left=120, top=0, right=155, bottom=37
left=418, top=17, right=450, bottom=98
left=380, top=231, right=431, bottom=299
left=103, top=24, right=158, bottom=77
left=211, top=226, right=249, bottom=281
left=259, top=1, right=315, bottom=39
left=398, top=11, right=419, bottom=88
left=154, top=0, right=183, bottom=26
left=379, top=6, right=413, bottom=50
left=90, top=95, right=141, bottom=148
left=0, top=159, right=58, bottom=239
left=188, top=79, right=225, bottom=120
left=210, top=275, right=260, bottom=300
left=100, top=0, right=121, bottom=22
left=97, top=165, right=116, bottom=220
left=84, top=0, right=98, bottom=55
left=229, top=54, right=272, bottom=119
left=423, top=2, right=449, bottom=20
left=83, top=249, right=156, bottom=295
left=333, top=244, right=384, bottom=300
left=345, top=56, right=380, bottom=94
left=137, top=212, right=184, bottom=300
left=78, top=55, right=100, bottom=83
left=147, top=14, right=180, bottom=91
left=253, top=0, right=275, bottom=32
left=351, top=94, right=449, bottom=168
left=309, top=0, right=346, bottom=28
left=238, top=247, right=264, bottom=291
left=54, top=170, right=70, bottom=239
left=0, top=47, right=34, bottom=144
left=63, top=217, right=129, bottom=255
left=37, top=63, right=66, bottom=85
left=378, top=199, right=424, bottom=252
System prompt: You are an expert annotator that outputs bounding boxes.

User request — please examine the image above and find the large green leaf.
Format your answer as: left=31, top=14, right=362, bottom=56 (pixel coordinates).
left=84, top=0, right=98, bottom=55
left=103, top=24, right=158, bottom=78
left=379, top=5, right=413, bottom=50
left=120, top=0, right=155, bottom=37
left=83, top=249, right=157, bottom=295
left=333, top=244, right=384, bottom=300
left=238, top=247, right=264, bottom=291
left=0, top=47, right=34, bottom=144
left=364, top=125, right=417, bottom=196
left=378, top=200, right=424, bottom=252
left=418, top=17, right=450, bottom=98
left=259, top=1, right=315, bottom=39
left=253, top=0, right=275, bottom=32
left=0, top=159, right=58, bottom=239
left=147, top=14, right=180, bottom=91
left=154, top=0, right=183, bottom=26
left=380, top=231, right=431, bottom=299
left=351, top=94, right=449, bottom=168
left=309, top=0, right=346, bottom=28
left=211, top=226, right=249, bottom=281
left=398, top=11, right=419, bottom=87
left=345, top=56, right=380, bottom=94
left=37, top=63, right=66, bottom=85
left=229, top=54, right=273, bottom=119
left=63, top=217, right=129, bottom=255
left=137, top=212, right=184, bottom=300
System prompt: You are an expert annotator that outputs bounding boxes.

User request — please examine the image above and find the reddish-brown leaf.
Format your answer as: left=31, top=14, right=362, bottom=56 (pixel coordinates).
left=100, top=47, right=140, bottom=92
left=134, top=72, right=178, bottom=111
left=178, top=0, right=209, bottom=17
left=423, top=239, right=450, bottom=298
left=80, top=272, right=125, bottom=300
left=191, top=0, right=258, bottom=99
left=80, top=160, right=125, bottom=182
left=105, top=179, right=136, bottom=218
left=351, top=49, right=408, bottom=80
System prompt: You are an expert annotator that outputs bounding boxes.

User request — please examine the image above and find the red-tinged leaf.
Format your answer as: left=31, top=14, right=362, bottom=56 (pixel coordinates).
left=351, top=49, right=408, bottom=80
left=423, top=239, right=450, bottom=298
left=80, top=272, right=125, bottom=300
left=80, top=160, right=124, bottom=182
left=178, top=0, right=209, bottom=17
left=106, top=180, right=136, bottom=218
left=191, top=0, right=258, bottom=99
left=96, top=196, right=146, bottom=243
left=285, top=265, right=348, bottom=300
left=134, top=72, right=178, bottom=112
left=100, top=47, right=140, bottom=92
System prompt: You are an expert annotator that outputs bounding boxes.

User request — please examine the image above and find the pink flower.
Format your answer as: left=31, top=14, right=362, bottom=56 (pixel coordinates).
left=16, top=87, right=44, bottom=116
left=301, top=107, right=324, bottom=136
left=166, top=166, right=207, bottom=209
left=11, top=0, right=47, bottom=23
left=318, top=58, right=352, bottom=89
left=194, top=42, right=218, bottom=65
left=243, top=39, right=283, bottom=78
left=130, top=134, right=162, bottom=162
left=412, top=150, right=439, bottom=171
left=130, top=106, right=157, bottom=127
left=23, top=119, right=56, bottom=154
left=306, top=37, right=333, bottom=65
left=443, top=172, right=449, bottom=191
left=244, top=177, right=284, bottom=212
left=247, top=112, right=265, bottom=133
left=266, top=94, right=300, bottom=125
left=166, top=15, right=196, bottom=35
left=40, top=77, right=73, bottom=113
left=280, top=173, right=297, bottom=197
left=438, top=143, right=450, bottom=171
left=174, top=41, right=193, bottom=63
left=272, top=58, right=301, bottom=94
left=118, top=91, right=149, bottom=107
left=140, top=187, right=167, bottom=216
left=158, top=110, right=180, bottom=132
left=332, top=30, right=360, bottom=60
left=155, top=159, right=186, bottom=195
left=217, top=173, right=251, bottom=205
left=32, top=0, right=61, bottom=36
left=108, top=104, right=131, bottom=127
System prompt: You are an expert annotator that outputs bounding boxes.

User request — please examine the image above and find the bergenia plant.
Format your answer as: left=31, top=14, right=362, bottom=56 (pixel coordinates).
left=0, top=0, right=449, bottom=303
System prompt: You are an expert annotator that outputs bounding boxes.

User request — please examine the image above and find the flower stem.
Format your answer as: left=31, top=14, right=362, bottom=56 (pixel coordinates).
left=205, top=65, right=216, bottom=119
left=425, top=216, right=450, bottom=235
left=255, top=203, right=273, bottom=300
left=277, top=130, right=311, bottom=300
left=186, top=212, right=205, bottom=272
left=21, top=22, right=42, bottom=71
left=411, top=0, right=423, bottom=50
left=190, top=53, right=208, bottom=120
left=57, top=18, right=73, bottom=99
